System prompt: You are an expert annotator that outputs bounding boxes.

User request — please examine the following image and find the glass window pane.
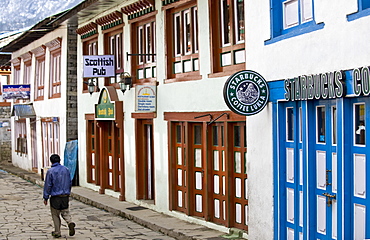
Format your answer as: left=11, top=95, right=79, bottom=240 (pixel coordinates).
left=301, top=0, right=313, bottom=22
left=283, top=0, right=299, bottom=29
left=332, top=106, right=337, bottom=145
left=221, top=0, right=230, bottom=46
left=235, top=0, right=245, bottom=42
left=194, top=125, right=202, bottom=144
left=287, top=108, right=294, bottom=141
left=299, top=107, right=302, bottom=142
left=176, top=125, right=181, bottom=143
left=235, top=151, right=241, bottom=173
left=355, top=104, right=365, bottom=145
left=234, top=125, right=241, bottom=147
left=317, top=106, right=326, bottom=143
left=221, top=126, right=224, bottom=146
left=213, top=126, right=218, bottom=146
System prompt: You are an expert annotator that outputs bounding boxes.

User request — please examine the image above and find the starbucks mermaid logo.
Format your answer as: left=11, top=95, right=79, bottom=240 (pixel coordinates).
left=224, top=70, right=269, bottom=116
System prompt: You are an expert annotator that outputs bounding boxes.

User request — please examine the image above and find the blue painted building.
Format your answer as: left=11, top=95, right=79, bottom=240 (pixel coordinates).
left=246, top=0, right=370, bottom=239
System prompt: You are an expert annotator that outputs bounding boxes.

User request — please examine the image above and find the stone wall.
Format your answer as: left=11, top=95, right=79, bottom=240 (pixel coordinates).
left=0, top=105, right=11, bottom=163
left=66, top=19, right=78, bottom=141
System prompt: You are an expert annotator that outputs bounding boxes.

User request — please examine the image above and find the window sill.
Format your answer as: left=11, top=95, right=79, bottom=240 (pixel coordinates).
left=347, top=8, right=370, bottom=21
left=34, top=97, right=44, bottom=101
left=208, top=64, right=245, bottom=78
left=164, top=73, right=202, bottom=84
left=265, top=22, right=325, bottom=45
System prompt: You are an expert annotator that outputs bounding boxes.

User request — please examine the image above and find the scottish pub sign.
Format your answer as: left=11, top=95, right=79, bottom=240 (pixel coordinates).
left=83, top=55, right=115, bottom=77
left=224, top=70, right=269, bottom=116
left=95, top=89, right=114, bottom=119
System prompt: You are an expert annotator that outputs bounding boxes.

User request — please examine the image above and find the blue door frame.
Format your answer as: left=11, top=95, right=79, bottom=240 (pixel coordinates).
left=273, top=96, right=370, bottom=239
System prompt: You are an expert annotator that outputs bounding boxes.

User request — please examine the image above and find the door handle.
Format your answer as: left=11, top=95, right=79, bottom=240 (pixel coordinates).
left=322, top=192, right=336, bottom=207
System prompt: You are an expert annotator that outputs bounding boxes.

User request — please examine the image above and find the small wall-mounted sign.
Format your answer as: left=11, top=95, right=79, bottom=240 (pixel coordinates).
left=2, top=84, right=31, bottom=99
left=223, top=70, right=269, bottom=116
left=95, top=89, right=115, bottom=119
left=83, top=55, right=115, bottom=78
left=135, top=85, right=156, bottom=112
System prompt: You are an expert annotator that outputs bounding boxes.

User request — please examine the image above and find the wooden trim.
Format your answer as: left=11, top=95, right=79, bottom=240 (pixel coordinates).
left=96, top=11, right=123, bottom=26
left=30, top=45, right=46, bottom=57
left=208, top=64, right=245, bottom=78
left=164, top=111, right=246, bottom=122
left=131, top=112, right=157, bottom=119
left=76, top=22, right=98, bottom=36
left=128, top=11, right=157, bottom=24
left=164, top=74, right=202, bottom=84
left=162, top=0, right=196, bottom=10
left=81, top=34, right=98, bottom=43
left=10, top=57, right=21, bottom=66
left=184, top=121, right=190, bottom=215
left=167, top=121, right=174, bottom=210
left=20, top=52, right=32, bottom=62
left=102, top=24, right=124, bottom=34
left=45, top=37, right=62, bottom=51
left=0, top=102, right=11, bottom=107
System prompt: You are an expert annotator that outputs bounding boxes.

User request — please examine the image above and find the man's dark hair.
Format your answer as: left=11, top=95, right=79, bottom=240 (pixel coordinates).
left=50, top=154, right=61, bottom=164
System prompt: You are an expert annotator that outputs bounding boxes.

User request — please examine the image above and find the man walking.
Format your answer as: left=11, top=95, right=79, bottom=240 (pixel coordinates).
left=43, top=154, right=76, bottom=238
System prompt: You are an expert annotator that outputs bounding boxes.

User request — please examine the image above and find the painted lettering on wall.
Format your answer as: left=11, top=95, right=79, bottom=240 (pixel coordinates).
left=352, top=67, right=370, bottom=96
left=284, top=71, right=345, bottom=101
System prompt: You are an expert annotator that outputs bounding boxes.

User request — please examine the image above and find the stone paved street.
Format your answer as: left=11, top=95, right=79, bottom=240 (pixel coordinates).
left=0, top=170, right=175, bottom=240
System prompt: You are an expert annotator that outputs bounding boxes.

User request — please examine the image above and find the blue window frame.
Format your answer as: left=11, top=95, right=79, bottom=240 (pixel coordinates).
left=347, top=0, right=370, bottom=21
left=266, top=0, right=324, bottom=44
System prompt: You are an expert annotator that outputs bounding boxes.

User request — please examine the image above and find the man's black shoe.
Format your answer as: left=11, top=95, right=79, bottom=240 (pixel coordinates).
left=51, top=231, right=61, bottom=238
left=68, top=222, right=76, bottom=236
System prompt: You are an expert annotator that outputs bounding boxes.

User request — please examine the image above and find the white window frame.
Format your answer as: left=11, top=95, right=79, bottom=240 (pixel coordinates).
left=234, top=0, right=245, bottom=44
left=283, top=0, right=313, bottom=30
left=24, top=62, right=32, bottom=84
left=174, top=12, right=182, bottom=57
left=42, top=121, right=60, bottom=167
left=13, top=66, right=21, bottom=84
left=35, top=57, right=45, bottom=99
left=49, top=50, right=61, bottom=98
left=15, top=121, right=27, bottom=155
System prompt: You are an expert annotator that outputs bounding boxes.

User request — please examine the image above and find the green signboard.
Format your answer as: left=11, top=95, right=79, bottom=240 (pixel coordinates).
left=95, top=89, right=115, bottom=119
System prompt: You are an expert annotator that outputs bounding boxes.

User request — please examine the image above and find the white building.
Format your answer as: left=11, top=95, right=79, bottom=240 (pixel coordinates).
left=0, top=11, right=79, bottom=179
left=74, top=0, right=248, bottom=237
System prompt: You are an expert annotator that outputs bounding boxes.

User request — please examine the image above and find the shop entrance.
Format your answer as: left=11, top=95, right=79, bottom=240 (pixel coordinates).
left=310, top=100, right=338, bottom=240
left=346, top=97, right=370, bottom=240
left=166, top=111, right=247, bottom=230
left=136, top=119, right=155, bottom=200
left=277, top=98, right=370, bottom=239
left=87, top=119, right=124, bottom=200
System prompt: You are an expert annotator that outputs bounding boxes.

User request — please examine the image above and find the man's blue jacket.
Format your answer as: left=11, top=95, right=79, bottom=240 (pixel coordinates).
left=43, top=162, right=72, bottom=200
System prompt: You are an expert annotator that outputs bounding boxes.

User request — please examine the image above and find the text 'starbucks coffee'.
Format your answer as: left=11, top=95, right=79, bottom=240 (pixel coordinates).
left=224, top=70, right=269, bottom=116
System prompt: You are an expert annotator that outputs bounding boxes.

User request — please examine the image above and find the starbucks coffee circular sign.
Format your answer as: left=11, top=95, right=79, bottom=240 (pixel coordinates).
left=223, top=70, right=269, bottom=116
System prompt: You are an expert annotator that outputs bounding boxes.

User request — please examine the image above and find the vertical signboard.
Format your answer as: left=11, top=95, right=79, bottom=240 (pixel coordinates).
left=135, top=85, right=156, bottom=112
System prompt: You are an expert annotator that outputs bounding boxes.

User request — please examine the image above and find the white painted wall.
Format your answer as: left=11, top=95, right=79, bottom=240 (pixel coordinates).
left=10, top=22, right=70, bottom=172
left=77, top=0, right=231, bottom=233
left=245, top=0, right=370, bottom=239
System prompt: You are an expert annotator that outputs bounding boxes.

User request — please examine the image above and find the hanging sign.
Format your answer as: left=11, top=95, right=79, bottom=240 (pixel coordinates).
left=83, top=55, right=115, bottom=77
left=135, top=85, right=156, bottom=112
left=2, top=84, right=30, bottom=99
left=95, top=89, right=115, bottom=119
left=223, top=70, right=269, bottom=116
